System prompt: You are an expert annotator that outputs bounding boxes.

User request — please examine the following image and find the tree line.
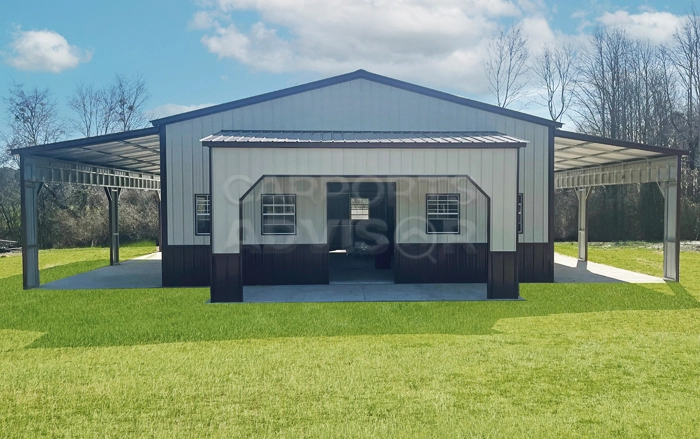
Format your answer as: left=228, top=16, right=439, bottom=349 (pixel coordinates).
left=485, top=10, right=700, bottom=241
left=4, top=10, right=700, bottom=248
left=0, top=74, right=159, bottom=247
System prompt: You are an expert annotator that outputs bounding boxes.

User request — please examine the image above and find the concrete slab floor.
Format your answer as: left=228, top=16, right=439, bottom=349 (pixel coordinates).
left=553, top=252, right=664, bottom=283
left=41, top=252, right=163, bottom=290
left=243, top=283, right=488, bottom=303
left=38, top=251, right=667, bottom=300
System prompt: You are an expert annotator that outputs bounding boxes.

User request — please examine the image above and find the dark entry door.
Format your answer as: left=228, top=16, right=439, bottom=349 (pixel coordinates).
left=327, top=182, right=395, bottom=269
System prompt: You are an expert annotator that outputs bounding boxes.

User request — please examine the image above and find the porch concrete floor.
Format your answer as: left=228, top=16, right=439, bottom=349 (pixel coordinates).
left=243, top=283, right=488, bottom=302
left=553, top=252, right=664, bottom=283
left=41, top=252, right=163, bottom=290
left=39, top=251, right=666, bottom=296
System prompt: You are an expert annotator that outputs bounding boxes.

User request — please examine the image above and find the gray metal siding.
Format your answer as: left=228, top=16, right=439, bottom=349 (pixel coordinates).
left=166, top=78, right=548, bottom=246
left=212, top=147, right=518, bottom=254
left=240, top=176, right=488, bottom=246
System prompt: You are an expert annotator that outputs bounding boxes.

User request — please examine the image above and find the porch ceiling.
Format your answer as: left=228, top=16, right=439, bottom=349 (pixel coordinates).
left=11, top=127, right=161, bottom=175
left=554, top=129, right=687, bottom=172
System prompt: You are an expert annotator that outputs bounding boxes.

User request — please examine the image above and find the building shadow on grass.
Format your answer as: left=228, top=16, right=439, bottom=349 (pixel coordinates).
left=0, top=264, right=697, bottom=349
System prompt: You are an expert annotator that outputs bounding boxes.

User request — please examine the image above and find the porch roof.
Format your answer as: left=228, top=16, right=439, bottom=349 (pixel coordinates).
left=554, top=130, right=688, bottom=172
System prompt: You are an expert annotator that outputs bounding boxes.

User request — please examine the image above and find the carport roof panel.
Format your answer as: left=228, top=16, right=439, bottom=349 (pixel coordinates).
left=10, top=127, right=161, bottom=174
left=201, top=130, right=528, bottom=147
left=555, top=129, right=687, bottom=171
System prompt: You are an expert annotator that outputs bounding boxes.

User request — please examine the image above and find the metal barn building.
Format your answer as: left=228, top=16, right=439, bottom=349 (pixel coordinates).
left=13, top=70, right=687, bottom=302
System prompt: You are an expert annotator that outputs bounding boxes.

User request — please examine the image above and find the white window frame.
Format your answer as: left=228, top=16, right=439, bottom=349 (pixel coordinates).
left=350, top=197, right=370, bottom=220
left=195, top=194, right=211, bottom=236
left=261, top=194, right=296, bottom=235
left=426, top=193, right=460, bottom=234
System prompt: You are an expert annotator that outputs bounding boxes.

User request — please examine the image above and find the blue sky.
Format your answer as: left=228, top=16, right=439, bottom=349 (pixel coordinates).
left=0, top=0, right=693, bottom=138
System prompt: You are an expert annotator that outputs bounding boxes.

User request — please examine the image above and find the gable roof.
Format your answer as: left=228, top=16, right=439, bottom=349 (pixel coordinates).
left=150, top=69, right=563, bottom=128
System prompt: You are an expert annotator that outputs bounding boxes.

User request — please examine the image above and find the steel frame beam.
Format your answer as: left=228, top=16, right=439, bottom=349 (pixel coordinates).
left=20, top=156, right=43, bottom=289
left=105, top=188, right=121, bottom=266
left=22, top=155, right=160, bottom=190
left=554, top=156, right=678, bottom=189
left=657, top=157, right=681, bottom=281
left=575, top=187, right=592, bottom=261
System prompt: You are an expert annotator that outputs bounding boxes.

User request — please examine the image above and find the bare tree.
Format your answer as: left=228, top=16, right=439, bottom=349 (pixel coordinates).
left=533, top=44, right=577, bottom=122
left=671, top=5, right=700, bottom=168
left=67, top=82, right=118, bottom=137
left=1, top=83, right=66, bottom=166
left=483, top=23, right=531, bottom=108
left=69, top=73, right=151, bottom=137
left=112, top=73, right=151, bottom=132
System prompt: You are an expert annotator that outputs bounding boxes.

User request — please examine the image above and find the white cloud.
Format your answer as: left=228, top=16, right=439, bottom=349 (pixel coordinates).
left=4, top=28, right=91, bottom=73
left=194, top=0, right=557, bottom=95
left=149, top=103, right=216, bottom=119
left=597, top=10, right=684, bottom=44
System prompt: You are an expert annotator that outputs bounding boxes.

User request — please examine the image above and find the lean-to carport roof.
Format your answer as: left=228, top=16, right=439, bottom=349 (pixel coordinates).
left=201, top=130, right=528, bottom=148
left=10, top=127, right=161, bottom=174
left=554, top=129, right=687, bottom=172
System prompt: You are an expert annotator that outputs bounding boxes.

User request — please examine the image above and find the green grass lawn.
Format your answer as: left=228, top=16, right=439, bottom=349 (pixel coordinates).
left=0, top=243, right=699, bottom=437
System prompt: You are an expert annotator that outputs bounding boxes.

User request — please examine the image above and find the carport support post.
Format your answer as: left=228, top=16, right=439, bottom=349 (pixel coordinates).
left=20, top=158, right=43, bottom=289
left=104, top=188, right=121, bottom=266
left=658, top=163, right=680, bottom=281
left=576, top=187, right=592, bottom=261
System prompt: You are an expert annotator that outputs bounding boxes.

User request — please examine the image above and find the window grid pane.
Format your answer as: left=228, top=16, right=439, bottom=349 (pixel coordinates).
left=350, top=197, right=370, bottom=220
left=426, top=194, right=460, bottom=234
left=195, top=195, right=211, bottom=235
left=262, top=194, right=296, bottom=235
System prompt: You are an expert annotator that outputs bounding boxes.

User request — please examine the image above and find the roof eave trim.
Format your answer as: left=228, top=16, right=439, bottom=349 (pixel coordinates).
left=10, top=126, right=160, bottom=156
left=150, top=69, right=563, bottom=128
left=201, top=141, right=527, bottom=149
left=555, top=129, right=688, bottom=157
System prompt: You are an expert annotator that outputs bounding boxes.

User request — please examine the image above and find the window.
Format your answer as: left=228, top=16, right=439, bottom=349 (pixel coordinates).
left=426, top=194, right=459, bottom=234
left=195, top=194, right=211, bottom=235
left=262, top=194, right=296, bottom=235
left=517, top=193, right=524, bottom=234
left=350, top=197, right=370, bottom=220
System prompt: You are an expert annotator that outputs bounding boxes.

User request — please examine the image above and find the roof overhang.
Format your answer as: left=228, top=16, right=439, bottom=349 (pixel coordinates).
left=554, top=129, right=687, bottom=172
left=11, top=127, right=161, bottom=175
left=201, top=130, right=528, bottom=149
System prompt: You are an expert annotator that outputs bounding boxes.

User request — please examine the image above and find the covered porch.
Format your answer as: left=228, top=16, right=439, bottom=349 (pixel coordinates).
left=554, top=130, right=688, bottom=281
left=12, top=128, right=162, bottom=289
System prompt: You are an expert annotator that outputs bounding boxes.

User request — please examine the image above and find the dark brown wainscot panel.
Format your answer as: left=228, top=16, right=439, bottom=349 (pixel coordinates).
left=242, top=244, right=329, bottom=285
left=518, top=242, right=553, bottom=283
left=394, top=243, right=488, bottom=284
left=162, top=245, right=211, bottom=287
left=211, top=253, right=242, bottom=302
left=488, top=251, right=519, bottom=299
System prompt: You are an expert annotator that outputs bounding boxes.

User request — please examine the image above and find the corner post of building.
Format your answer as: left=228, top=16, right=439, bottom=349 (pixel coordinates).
left=104, top=187, right=121, bottom=266
left=576, top=187, right=592, bottom=261
left=658, top=157, right=681, bottom=281
left=155, top=190, right=162, bottom=252
left=487, top=151, right=520, bottom=300
left=208, top=150, right=244, bottom=303
left=20, top=156, right=43, bottom=289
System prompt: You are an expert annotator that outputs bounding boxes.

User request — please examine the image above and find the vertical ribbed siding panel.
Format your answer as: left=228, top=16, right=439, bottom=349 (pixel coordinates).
left=167, top=123, right=183, bottom=245
left=182, top=119, right=196, bottom=245
left=170, top=77, right=549, bottom=248
left=538, top=125, right=549, bottom=242
left=504, top=149, right=519, bottom=252
left=366, top=149, right=379, bottom=175
left=212, top=148, right=508, bottom=254
left=210, top=148, right=225, bottom=254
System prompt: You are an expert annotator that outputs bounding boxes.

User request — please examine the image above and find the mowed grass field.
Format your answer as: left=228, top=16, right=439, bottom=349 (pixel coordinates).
left=0, top=243, right=699, bottom=437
